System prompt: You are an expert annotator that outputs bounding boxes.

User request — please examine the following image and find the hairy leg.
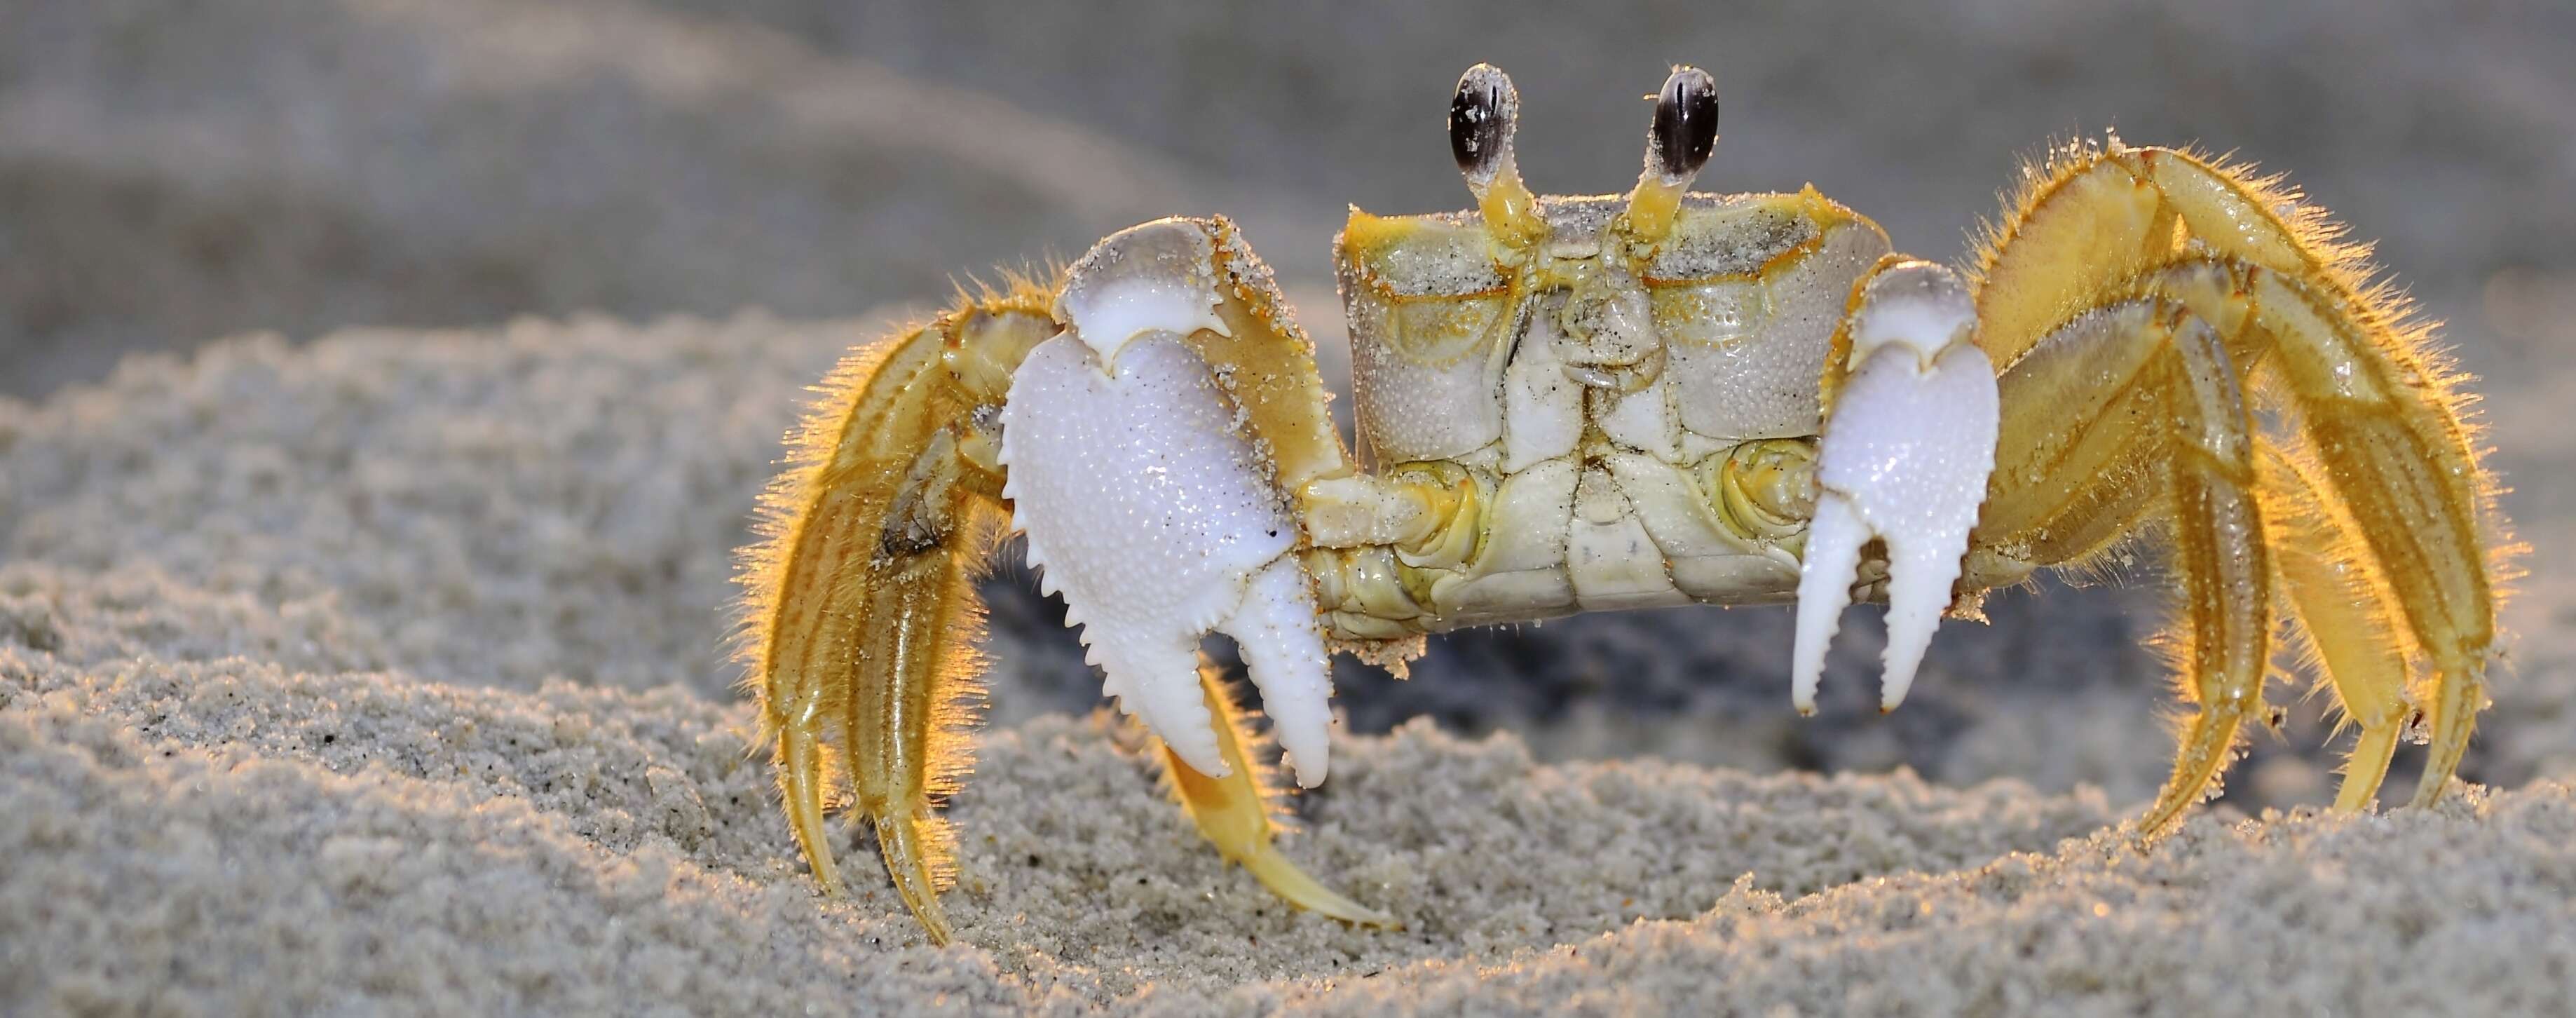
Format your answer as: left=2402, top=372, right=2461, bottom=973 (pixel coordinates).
left=1976, top=294, right=2272, bottom=834
left=1971, top=142, right=2510, bottom=827
left=2260, top=441, right=2413, bottom=811
left=1975, top=144, right=2507, bottom=810
left=737, top=292, right=1054, bottom=944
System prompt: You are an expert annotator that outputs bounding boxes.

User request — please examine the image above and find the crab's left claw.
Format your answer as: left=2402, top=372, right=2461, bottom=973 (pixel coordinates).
left=997, top=221, right=1337, bottom=788
left=1792, top=261, right=1998, bottom=715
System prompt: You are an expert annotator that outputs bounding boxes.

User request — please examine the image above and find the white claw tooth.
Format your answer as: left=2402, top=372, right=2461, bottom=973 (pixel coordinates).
left=1877, top=508, right=1971, bottom=712
left=1221, top=557, right=1335, bottom=787
left=1099, top=638, right=1224, bottom=775
left=1791, top=494, right=1867, bottom=716
left=1794, top=262, right=1998, bottom=716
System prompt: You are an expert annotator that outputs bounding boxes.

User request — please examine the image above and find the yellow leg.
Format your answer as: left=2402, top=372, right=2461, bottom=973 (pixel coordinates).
left=1965, top=295, right=2273, bottom=836
left=2240, top=267, right=2500, bottom=807
left=1970, top=140, right=2509, bottom=824
left=2139, top=314, right=2272, bottom=835
left=2259, top=443, right=2411, bottom=813
left=1157, top=660, right=1396, bottom=928
left=737, top=288, right=1056, bottom=945
left=1977, top=299, right=2177, bottom=566
left=845, top=547, right=986, bottom=941
left=777, top=710, right=844, bottom=894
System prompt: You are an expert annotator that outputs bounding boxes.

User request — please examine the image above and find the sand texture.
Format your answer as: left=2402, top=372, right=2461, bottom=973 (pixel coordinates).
left=4, top=317, right=2572, bottom=1015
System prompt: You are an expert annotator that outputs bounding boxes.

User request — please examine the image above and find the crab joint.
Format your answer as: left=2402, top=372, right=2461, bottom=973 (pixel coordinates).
left=1705, top=437, right=1818, bottom=543
left=1052, top=219, right=1232, bottom=372
left=1393, top=470, right=1483, bottom=571
left=1300, top=466, right=1486, bottom=640
left=1297, top=467, right=1483, bottom=564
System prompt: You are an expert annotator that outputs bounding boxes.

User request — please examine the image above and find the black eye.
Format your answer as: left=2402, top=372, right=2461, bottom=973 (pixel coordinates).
left=1651, top=66, right=1719, bottom=179
left=1450, top=64, right=1515, bottom=175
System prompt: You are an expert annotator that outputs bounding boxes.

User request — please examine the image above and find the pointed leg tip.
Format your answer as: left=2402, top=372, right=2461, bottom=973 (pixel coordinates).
left=2127, top=804, right=2187, bottom=848
left=1243, top=846, right=1398, bottom=929
left=2331, top=724, right=2401, bottom=814
left=2134, top=784, right=2203, bottom=844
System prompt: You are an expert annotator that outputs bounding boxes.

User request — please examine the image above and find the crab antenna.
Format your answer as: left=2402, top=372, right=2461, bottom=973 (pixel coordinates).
left=1450, top=64, right=1545, bottom=247
left=1624, top=65, right=1719, bottom=245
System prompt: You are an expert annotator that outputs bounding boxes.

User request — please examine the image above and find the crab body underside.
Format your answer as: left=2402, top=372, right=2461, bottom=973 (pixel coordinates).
left=735, top=65, right=2511, bottom=944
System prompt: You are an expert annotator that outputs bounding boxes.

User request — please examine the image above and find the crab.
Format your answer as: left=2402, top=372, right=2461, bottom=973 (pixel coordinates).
left=734, top=63, right=2512, bottom=944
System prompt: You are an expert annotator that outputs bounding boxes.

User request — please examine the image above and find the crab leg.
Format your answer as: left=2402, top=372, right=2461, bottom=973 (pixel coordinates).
left=2240, top=264, right=2500, bottom=807
left=739, top=294, right=1054, bottom=945
left=1970, top=293, right=2280, bottom=831
left=1793, top=259, right=1998, bottom=714
left=1966, top=143, right=2509, bottom=826
left=2145, top=312, right=2277, bottom=830
left=2262, top=442, right=2412, bottom=811
left=1156, top=659, right=1397, bottom=927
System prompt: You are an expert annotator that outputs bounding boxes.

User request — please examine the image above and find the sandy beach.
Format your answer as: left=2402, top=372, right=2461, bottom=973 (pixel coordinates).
left=6, top=1, right=2575, bottom=1013
left=3, top=312, right=2571, bottom=1014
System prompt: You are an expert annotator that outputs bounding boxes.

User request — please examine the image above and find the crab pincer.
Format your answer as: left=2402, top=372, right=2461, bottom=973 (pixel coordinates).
left=998, top=222, right=1337, bottom=787
left=997, top=221, right=1389, bottom=923
left=1791, top=261, right=1999, bottom=716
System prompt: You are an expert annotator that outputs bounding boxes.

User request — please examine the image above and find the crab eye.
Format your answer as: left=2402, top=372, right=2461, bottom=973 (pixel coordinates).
left=1651, top=66, right=1719, bottom=179
left=1449, top=64, right=1516, bottom=177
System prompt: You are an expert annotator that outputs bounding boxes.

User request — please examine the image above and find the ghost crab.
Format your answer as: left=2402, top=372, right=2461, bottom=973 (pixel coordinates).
left=736, top=63, right=2512, bottom=943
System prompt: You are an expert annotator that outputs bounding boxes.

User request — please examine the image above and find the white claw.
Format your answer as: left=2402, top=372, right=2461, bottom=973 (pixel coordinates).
left=999, top=271, right=1333, bottom=785
left=1792, top=263, right=1998, bottom=715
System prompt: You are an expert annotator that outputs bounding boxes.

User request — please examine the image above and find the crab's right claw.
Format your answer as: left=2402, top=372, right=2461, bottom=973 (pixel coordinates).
left=1792, top=261, right=1998, bottom=715
left=997, top=221, right=1338, bottom=789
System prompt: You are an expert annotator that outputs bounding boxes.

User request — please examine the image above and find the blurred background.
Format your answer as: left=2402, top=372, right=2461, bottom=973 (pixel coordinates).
left=4, top=0, right=2570, bottom=809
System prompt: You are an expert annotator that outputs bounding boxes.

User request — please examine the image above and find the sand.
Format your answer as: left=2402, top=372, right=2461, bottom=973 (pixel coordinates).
left=4, top=316, right=2572, bottom=1016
